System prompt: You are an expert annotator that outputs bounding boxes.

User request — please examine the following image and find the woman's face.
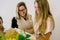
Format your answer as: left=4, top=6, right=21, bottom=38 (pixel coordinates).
left=18, top=6, right=26, bottom=17
left=0, top=19, right=3, bottom=26
left=0, top=19, right=3, bottom=32
left=34, top=2, right=40, bottom=14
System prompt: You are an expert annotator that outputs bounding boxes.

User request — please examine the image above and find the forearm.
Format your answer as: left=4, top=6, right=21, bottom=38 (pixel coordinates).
left=36, top=32, right=51, bottom=40
left=25, top=28, right=34, bottom=34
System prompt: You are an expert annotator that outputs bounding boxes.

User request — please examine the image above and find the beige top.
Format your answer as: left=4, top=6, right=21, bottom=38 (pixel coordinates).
left=34, top=16, right=54, bottom=34
left=45, top=17, right=54, bottom=34
left=17, top=15, right=33, bottom=30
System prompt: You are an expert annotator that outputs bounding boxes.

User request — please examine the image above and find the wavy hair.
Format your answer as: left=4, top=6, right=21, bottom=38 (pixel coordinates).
left=15, top=2, right=29, bottom=20
left=34, top=0, right=55, bottom=33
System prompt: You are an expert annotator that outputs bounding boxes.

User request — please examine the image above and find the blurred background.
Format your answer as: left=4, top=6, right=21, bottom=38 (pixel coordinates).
left=0, top=0, right=60, bottom=40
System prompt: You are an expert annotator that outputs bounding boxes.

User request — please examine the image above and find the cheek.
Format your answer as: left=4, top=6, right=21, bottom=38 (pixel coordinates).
left=35, top=6, right=39, bottom=12
left=0, top=20, right=2, bottom=24
left=35, top=8, right=39, bottom=13
left=20, top=12, right=26, bottom=16
left=35, top=8, right=37, bottom=11
left=24, top=10, right=27, bottom=14
left=34, top=3, right=39, bottom=11
left=23, top=10, right=26, bottom=15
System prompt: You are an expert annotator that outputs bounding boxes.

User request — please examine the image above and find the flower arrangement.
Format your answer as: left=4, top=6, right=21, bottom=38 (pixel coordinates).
left=2, top=28, right=35, bottom=40
left=16, top=28, right=36, bottom=40
left=17, top=33, right=31, bottom=40
left=5, top=28, right=18, bottom=40
left=0, top=32, right=6, bottom=40
left=16, top=28, right=31, bottom=40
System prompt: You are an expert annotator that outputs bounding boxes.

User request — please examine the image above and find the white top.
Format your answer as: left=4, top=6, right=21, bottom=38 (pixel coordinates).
left=45, top=17, right=54, bottom=34
left=34, top=17, right=54, bottom=34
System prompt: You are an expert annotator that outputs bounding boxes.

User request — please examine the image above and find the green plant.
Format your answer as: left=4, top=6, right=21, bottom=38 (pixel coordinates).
left=17, top=34, right=31, bottom=40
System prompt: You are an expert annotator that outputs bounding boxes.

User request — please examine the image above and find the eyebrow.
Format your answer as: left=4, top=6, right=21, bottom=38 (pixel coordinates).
left=19, top=8, right=25, bottom=11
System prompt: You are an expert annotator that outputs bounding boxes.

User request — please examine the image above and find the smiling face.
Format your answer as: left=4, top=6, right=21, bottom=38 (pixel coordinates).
left=18, top=5, right=27, bottom=18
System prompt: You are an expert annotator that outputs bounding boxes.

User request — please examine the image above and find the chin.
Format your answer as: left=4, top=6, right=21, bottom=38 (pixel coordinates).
left=21, top=15, right=25, bottom=17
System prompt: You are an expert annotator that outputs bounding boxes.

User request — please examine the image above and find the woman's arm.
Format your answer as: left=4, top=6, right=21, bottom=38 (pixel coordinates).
left=25, top=27, right=34, bottom=34
left=11, top=17, right=18, bottom=28
left=25, top=15, right=34, bottom=34
left=36, top=32, right=51, bottom=40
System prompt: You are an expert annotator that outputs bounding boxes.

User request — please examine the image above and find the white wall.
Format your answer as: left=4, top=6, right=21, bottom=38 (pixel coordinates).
left=0, top=0, right=60, bottom=40
left=48, top=0, right=60, bottom=40
left=0, top=0, right=35, bottom=30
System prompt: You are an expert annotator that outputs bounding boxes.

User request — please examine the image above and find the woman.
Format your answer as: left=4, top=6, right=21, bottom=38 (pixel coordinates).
left=0, top=16, right=4, bottom=33
left=11, top=2, right=34, bottom=34
left=34, top=0, right=55, bottom=40
left=0, top=16, right=6, bottom=40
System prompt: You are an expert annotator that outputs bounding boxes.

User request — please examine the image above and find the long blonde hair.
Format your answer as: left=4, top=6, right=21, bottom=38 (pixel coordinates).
left=15, top=2, right=29, bottom=20
left=34, top=0, right=55, bottom=33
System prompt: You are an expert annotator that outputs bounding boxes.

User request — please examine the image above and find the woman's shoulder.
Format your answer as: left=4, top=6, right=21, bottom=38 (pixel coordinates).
left=47, top=15, right=55, bottom=29
left=12, top=17, right=16, bottom=20
left=12, top=17, right=17, bottom=21
left=47, top=15, right=55, bottom=28
left=11, top=17, right=18, bottom=28
left=45, top=16, right=55, bottom=34
left=47, top=15, right=54, bottom=21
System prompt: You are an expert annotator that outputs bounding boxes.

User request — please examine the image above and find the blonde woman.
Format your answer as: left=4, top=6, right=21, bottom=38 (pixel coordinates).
left=11, top=2, right=34, bottom=34
left=34, top=0, right=55, bottom=40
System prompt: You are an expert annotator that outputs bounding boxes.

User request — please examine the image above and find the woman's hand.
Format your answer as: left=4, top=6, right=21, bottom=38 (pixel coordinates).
left=25, top=28, right=34, bottom=34
left=36, top=32, right=51, bottom=40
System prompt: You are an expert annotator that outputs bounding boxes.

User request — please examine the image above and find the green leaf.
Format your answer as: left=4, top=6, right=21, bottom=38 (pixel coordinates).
left=17, top=34, right=25, bottom=40
left=0, top=32, right=6, bottom=40
left=26, top=34, right=30, bottom=38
